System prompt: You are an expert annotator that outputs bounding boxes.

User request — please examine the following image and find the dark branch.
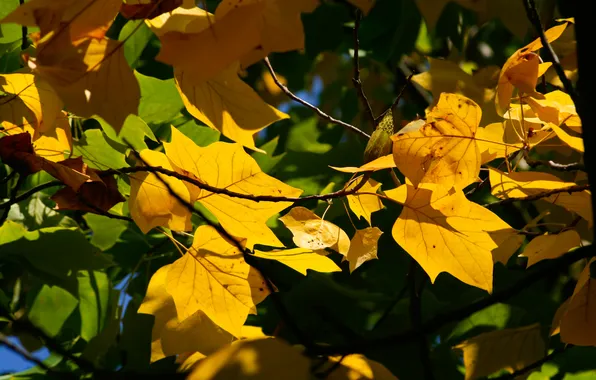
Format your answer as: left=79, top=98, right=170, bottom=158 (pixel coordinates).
left=409, top=262, right=434, bottom=380
left=0, top=333, right=54, bottom=374
left=491, top=346, right=569, bottom=380
left=352, top=10, right=375, bottom=128
left=0, top=175, right=27, bottom=224
left=263, top=57, right=370, bottom=140
left=0, top=181, right=63, bottom=211
left=483, top=184, right=590, bottom=208
left=18, top=0, right=27, bottom=50
left=524, top=157, right=585, bottom=172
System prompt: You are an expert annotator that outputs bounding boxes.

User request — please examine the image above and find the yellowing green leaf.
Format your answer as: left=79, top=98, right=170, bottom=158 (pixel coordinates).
left=138, top=265, right=234, bottom=363
left=346, top=227, right=382, bottom=273
left=346, top=177, right=384, bottom=225
left=166, top=225, right=269, bottom=337
left=128, top=149, right=192, bottom=233
left=254, top=248, right=341, bottom=275
left=280, top=206, right=350, bottom=256
left=175, top=62, right=288, bottom=151
left=187, top=338, right=310, bottom=380
left=520, top=229, right=582, bottom=267
left=324, top=354, right=398, bottom=380
left=330, top=154, right=396, bottom=173
left=549, top=123, right=584, bottom=152
left=559, top=259, right=596, bottom=346
left=391, top=93, right=482, bottom=189
left=163, top=128, right=302, bottom=249
left=489, top=168, right=593, bottom=224
left=387, top=184, right=512, bottom=292
left=454, top=324, right=545, bottom=380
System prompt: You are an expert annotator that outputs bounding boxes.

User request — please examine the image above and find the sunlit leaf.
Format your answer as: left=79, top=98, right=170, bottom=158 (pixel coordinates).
left=346, top=227, right=382, bottom=273
left=330, top=154, right=396, bottom=173
left=520, top=229, right=582, bottom=267
left=254, top=248, right=341, bottom=275
left=346, top=177, right=384, bottom=225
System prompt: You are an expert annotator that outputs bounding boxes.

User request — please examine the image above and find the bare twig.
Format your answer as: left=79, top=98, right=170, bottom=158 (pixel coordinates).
left=0, top=181, right=63, bottom=210
left=522, top=0, right=577, bottom=104
left=352, top=10, right=375, bottom=128
left=0, top=170, right=17, bottom=185
left=409, top=262, right=434, bottom=380
left=263, top=57, right=370, bottom=140
left=524, top=157, right=585, bottom=172
left=0, top=333, right=54, bottom=374
left=483, top=184, right=590, bottom=208
left=101, top=166, right=370, bottom=204
left=18, top=0, right=28, bottom=50
left=375, top=74, right=413, bottom=125
left=0, top=175, right=26, bottom=224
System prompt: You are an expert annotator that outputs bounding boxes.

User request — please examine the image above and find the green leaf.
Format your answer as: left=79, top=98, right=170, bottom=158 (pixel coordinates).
left=119, top=20, right=154, bottom=68
left=175, top=118, right=220, bottom=147
left=136, top=71, right=184, bottom=125
left=286, top=118, right=333, bottom=154
left=0, top=0, right=21, bottom=44
left=84, top=214, right=128, bottom=251
left=252, top=136, right=285, bottom=174
left=28, top=284, right=78, bottom=337
left=73, top=129, right=128, bottom=170
left=96, top=114, right=157, bottom=152
left=78, top=271, right=112, bottom=341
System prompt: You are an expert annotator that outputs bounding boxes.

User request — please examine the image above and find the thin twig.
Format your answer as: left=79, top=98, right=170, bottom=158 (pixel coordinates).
left=490, top=346, right=569, bottom=380
left=101, top=166, right=370, bottom=204
left=0, top=333, right=53, bottom=373
left=0, top=181, right=63, bottom=210
left=0, top=170, right=17, bottom=185
left=263, top=57, right=370, bottom=140
left=483, top=184, right=590, bottom=208
left=352, top=10, right=375, bottom=128
left=18, top=0, right=27, bottom=50
left=0, top=175, right=26, bottom=224
left=524, top=157, right=585, bottom=172
left=409, top=262, right=434, bottom=380
left=375, top=74, right=413, bottom=125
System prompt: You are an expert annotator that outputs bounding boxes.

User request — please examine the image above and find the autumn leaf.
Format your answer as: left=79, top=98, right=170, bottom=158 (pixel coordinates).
left=520, top=229, right=582, bottom=267
left=128, top=149, right=192, bottom=233
left=29, top=29, right=140, bottom=132
left=254, top=248, right=341, bottom=275
left=138, top=265, right=235, bottom=363
left=330, top=154, right=396, bottom=173
left=120, top=0, right=186, bottom=20
left=549, top=123, right=584, bottom=152
left=454, top=324, right=545, bottom=380
left=323, top=354, right=398, bottom=380
left=557, top=259, right=596, bottom=346
left=165, top=225, right=269, bottom=337
left=346, top=176, right=383, bottom=225
left=489, top=168, right=593, bottom=224
left=346, top=227, right=382, bottom=273
left=280, top=206, right=350, bottom=256
left=525, top=90, right=581, bottom=130
left=387, top=184, right=512, bottom=292
left=175, top=63, right=289, bottom=152
left=163, top=127, right=302, bottom=249
left=392, top=93, right=482, bottom=189
left=490, top=228, right=524, bottom=265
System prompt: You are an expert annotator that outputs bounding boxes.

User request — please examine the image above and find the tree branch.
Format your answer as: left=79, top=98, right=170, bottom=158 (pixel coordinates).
left=524, top=157, right=585, bottom=172
left=0, top=333, right=57, bottom=375
left=409, top=262, right=434, bottom=380
left=490, top=346, right=568, bottom=380
left=352, top=10, right=375, bottom=128
left=483, top=184, right=590, bottom=208
left=0, top=175, right=26, bottom=225
left=263, top=57, right=370, bottom=140
left=0, top=181, right=63, bottom=211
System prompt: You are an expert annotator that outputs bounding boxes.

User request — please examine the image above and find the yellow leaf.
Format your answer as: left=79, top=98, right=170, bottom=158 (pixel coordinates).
left=330, top=154, right=396, bottom=173
left=489, top=168, right=593, bottom=225
left=280, top=206, right=350, bottom=256
left=475, top=123, right=522, bottom=164
left=550, top=298, right=569, bottom=337
left=163, top=128, right=302, bottom=248
left=30, top=31, right=140, bottom=132
left=454, top=324, right=545, bottom=380
left=217, top=0, right=320, bottom=67
left=187, top=338, right=310, bottom=380
left=346, top=227, right=383, bottom=273
left=166, top=225, right=270, bottom=337
left=254, top=248, right=341, bottom=275
left=0, top=73, right=63, bottom=133
left=559, top=259, right=596, bottom=346
left=0, top=0, right=121, bottom=40
left=128, top=150, right=192, bottom=233
left=387, top=184, right=512, bottom=292
left=520, top=230, right=582, bottom=267
left=415, top=0, right=483, bottom=31
left=391, top=93, right=482, bottom=189
left=138, top=265, right=234, bottom=363
left=526, top=90, right=581, bottom=130
left=324, top=354, right=398, bottom=380
left=149, top=4, right=264, bottom=81
left=32, top=113, right=73, bottom=162
left=495, top=21, right=569, bottom=115
left=490, top=228, right=524, bottom=265
left=346, top=177, right=384, bottom=225
left=347, top=0, right=375, bottom=14
left=175, top=63, right=288, bottom=151
left=549, top=123, right=584, bottom=152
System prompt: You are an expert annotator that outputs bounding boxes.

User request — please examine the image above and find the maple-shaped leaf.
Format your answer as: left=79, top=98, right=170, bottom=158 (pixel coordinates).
left=175, top=63, right=288, bottom=152
left=254, top=248, right=341, bottom=275
left=346, top=227, right=382, bottom=273
left=496, top=21, right=569, bottom=115
left=555, top=259, right=596, bottom=346
left=391, top=93, right=482, bottom=189
left=28, top=29, right=140, bottom=132
left=520, top=230, right=581, bottom=267
left=128, top=149, right=192, bottom=233
left=166, top=225, right=270, bottom=337
left=0, top=0, right=121, bottom=40
left=330, top=154, right=396, bottom=173
left=0, top=133, right=89, bottom=190
left=387, top=184, right=513, bottom=292
left=187, top=338, right=310, bottom=380
left=489, top=168, right=592, bottom=225
left=279, top=206, right=350, bottom=256
left=454, top=323, right=545, bottom=380
left=217, top=0, right=319, bottom=67
left=138, top=265, right=235, bottom=363
left=346, top=176, right=384, bottom=225
left=163, top=127, right=302, bottom=249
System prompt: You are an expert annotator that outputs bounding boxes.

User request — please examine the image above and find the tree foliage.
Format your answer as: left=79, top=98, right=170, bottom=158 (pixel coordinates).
left=0, top=0, right=594, bottom=379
